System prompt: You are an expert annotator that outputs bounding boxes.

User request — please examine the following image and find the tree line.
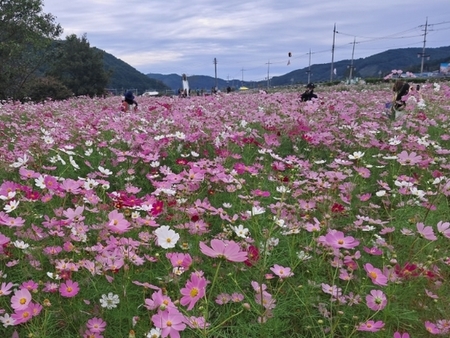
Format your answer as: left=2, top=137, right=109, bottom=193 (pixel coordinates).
left=0, top=0, right=110, bottom=101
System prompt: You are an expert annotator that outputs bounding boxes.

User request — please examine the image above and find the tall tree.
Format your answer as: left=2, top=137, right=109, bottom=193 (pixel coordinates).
left=48, top=34, right=111, bottom=97
left=0, top=0, right=62, bottom=100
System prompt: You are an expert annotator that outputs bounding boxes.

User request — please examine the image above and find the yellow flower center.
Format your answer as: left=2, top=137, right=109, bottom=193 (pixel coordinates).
left=190, top=287, right=199, bottom=297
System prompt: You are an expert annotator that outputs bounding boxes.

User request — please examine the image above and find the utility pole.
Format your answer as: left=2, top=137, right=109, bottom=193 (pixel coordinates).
left=330, top=23, right=336, bottom=82
left=306, top=49, right=312, bottom=83
left=266, top=60, right=272, bottom=89
left=348, top=37, right=356, bottom=83
left=241, top=68, right=245, bottom=86
left=418, top=17, right=430, bottom=74
left=213, top=58, right=218, bottom=90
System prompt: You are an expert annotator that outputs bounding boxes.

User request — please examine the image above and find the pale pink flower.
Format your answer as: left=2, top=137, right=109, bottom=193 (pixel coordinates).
left=86, top=317, right=107, bottom=333
left=397, top=151, right=422, bottom=165
left=364, top=263, right=388, bottom=286
left=11, top=288, right=32, bottom=311
left=270, top=264, right=294, bottom=278
left=424, top=321, right=440, bottom=334
left=365, top=289, right=387, bottom=311
left=319, top=229, right=359, bottom=249
left=107, top=210, right=131, bottom=234
left=199, top=239, right=248, bottom=262
left=416, top=222, right=437, bottom=241
left=393, top=332, right=410, bottom=338
left=436, top=221, right=450, bottom=238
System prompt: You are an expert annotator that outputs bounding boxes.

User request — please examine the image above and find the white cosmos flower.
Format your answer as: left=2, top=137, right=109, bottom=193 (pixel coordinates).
left=46, top=272, right=61, bottom=280
left=276, top=186, right=291, bottom=194
left=10, top=154, right=29, bottom=168
left=247, top=206, right=265, bottom=216
left=69, top=156, right=80, bottom=170
left=0, top=191, right=16, bottom=201
left=4, top=200, right=20, bottom=213
left=376, top=190, right=387, bottom=197
left=35, top=175, right=46, bottom=189
left=12, top=240, right=29, bottom=249
left=231, top=224, right=249, bottom=238
left=388, top=137, right=401, bottom=146
left=154, top=225, right=179, bottom=249
left=42, top=136, right=54, bottom=144
left=348, top=151, right=365, bottom=160
left=100, top=292, right=120, bottom=309
left=98, top=166, right=113, bottom=176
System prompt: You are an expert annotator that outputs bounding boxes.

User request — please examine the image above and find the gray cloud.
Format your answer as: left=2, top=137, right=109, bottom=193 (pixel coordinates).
left=44, top=0, right=450, bottom=81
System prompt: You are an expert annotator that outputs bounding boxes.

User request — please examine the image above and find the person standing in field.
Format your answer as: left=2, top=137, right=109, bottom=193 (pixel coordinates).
left=300, top=83, right=318, bottom=101
left=121, top=91, right=138, bottom=112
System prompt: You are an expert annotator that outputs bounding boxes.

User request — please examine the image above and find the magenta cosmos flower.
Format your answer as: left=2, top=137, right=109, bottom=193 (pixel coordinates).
left=319, top=229, right=360, bottom=249
left=180, top=272, right=207, bottom=310
left=86, top=317, right=107, bottom=333
left=357, top=320, right=385, bottom=332
left=394, top=332, right=410, bottom=338
left=364, top=263, right=388, bottom=286
left=59, top=280, right=80, bottom=298
left=151, top=308, right=186, bottom=338
left=199, top=239, right=248, bottom=262
left=365, top=289, right=387, bottom=311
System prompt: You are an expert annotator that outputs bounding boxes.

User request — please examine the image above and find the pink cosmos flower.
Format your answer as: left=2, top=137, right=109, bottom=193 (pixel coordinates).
left=107, top=210, right=131, bottom=234
left=11, top=308, right=33, bottom=325
left=397, top=150, right=422, bottom=166
left=416, top=222, right=437, bottom=241
left=166, top=252, right=192, bottom=270
left=364, top=263, right=388, bottom=286
left=365, top=289, right=387, bottom=311
left=363, top=247, right=383, bottom=256
left=151, top=308, right=186, bottom=338
left=393, top=332, right=410, bottom=338
left=356, top=320, right=385, bottom=332
left=424, top=321, right=440, bottom=334
left=436, top=221, right=450, bottom=238
left=28, top=302, right=43, bottom=317
left=0, top=282, right=14, bottom=296
left=199, top=239, right=248, bottom=262
left=83, top=330, right=103, bottom=338
left=270, top=264, right=294, bottom=278
left=180, top=272, right=207, bottom=310
left=215, top=293, right=231, bottom=305
left=59, top=280, right=80, bottom=298
left=11, top=288, right=32, bottom=311
left=319, top=229, right=360, bottom=249
left=86, top=317, right=107, bottom=333
left=185, top=316, right=210, bottom=329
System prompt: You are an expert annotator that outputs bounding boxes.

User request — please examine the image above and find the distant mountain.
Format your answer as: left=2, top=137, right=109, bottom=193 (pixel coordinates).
left=147, top=46, right=450, bottom=90
left=101, top=49, right=170, bottom=95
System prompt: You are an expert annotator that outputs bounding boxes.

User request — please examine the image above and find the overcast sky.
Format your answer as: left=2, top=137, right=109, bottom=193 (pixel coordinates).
left=43, top=0, right=450, bottom=82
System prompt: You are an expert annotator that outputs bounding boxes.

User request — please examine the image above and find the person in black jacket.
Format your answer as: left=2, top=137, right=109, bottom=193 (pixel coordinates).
left=121, top=91, right=138, bottom=112
left=300, top=83, right=318, bottom=101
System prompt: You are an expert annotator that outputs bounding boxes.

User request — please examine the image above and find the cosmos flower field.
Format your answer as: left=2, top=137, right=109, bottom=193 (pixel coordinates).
left=0, top=82, right=450, bottom=337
